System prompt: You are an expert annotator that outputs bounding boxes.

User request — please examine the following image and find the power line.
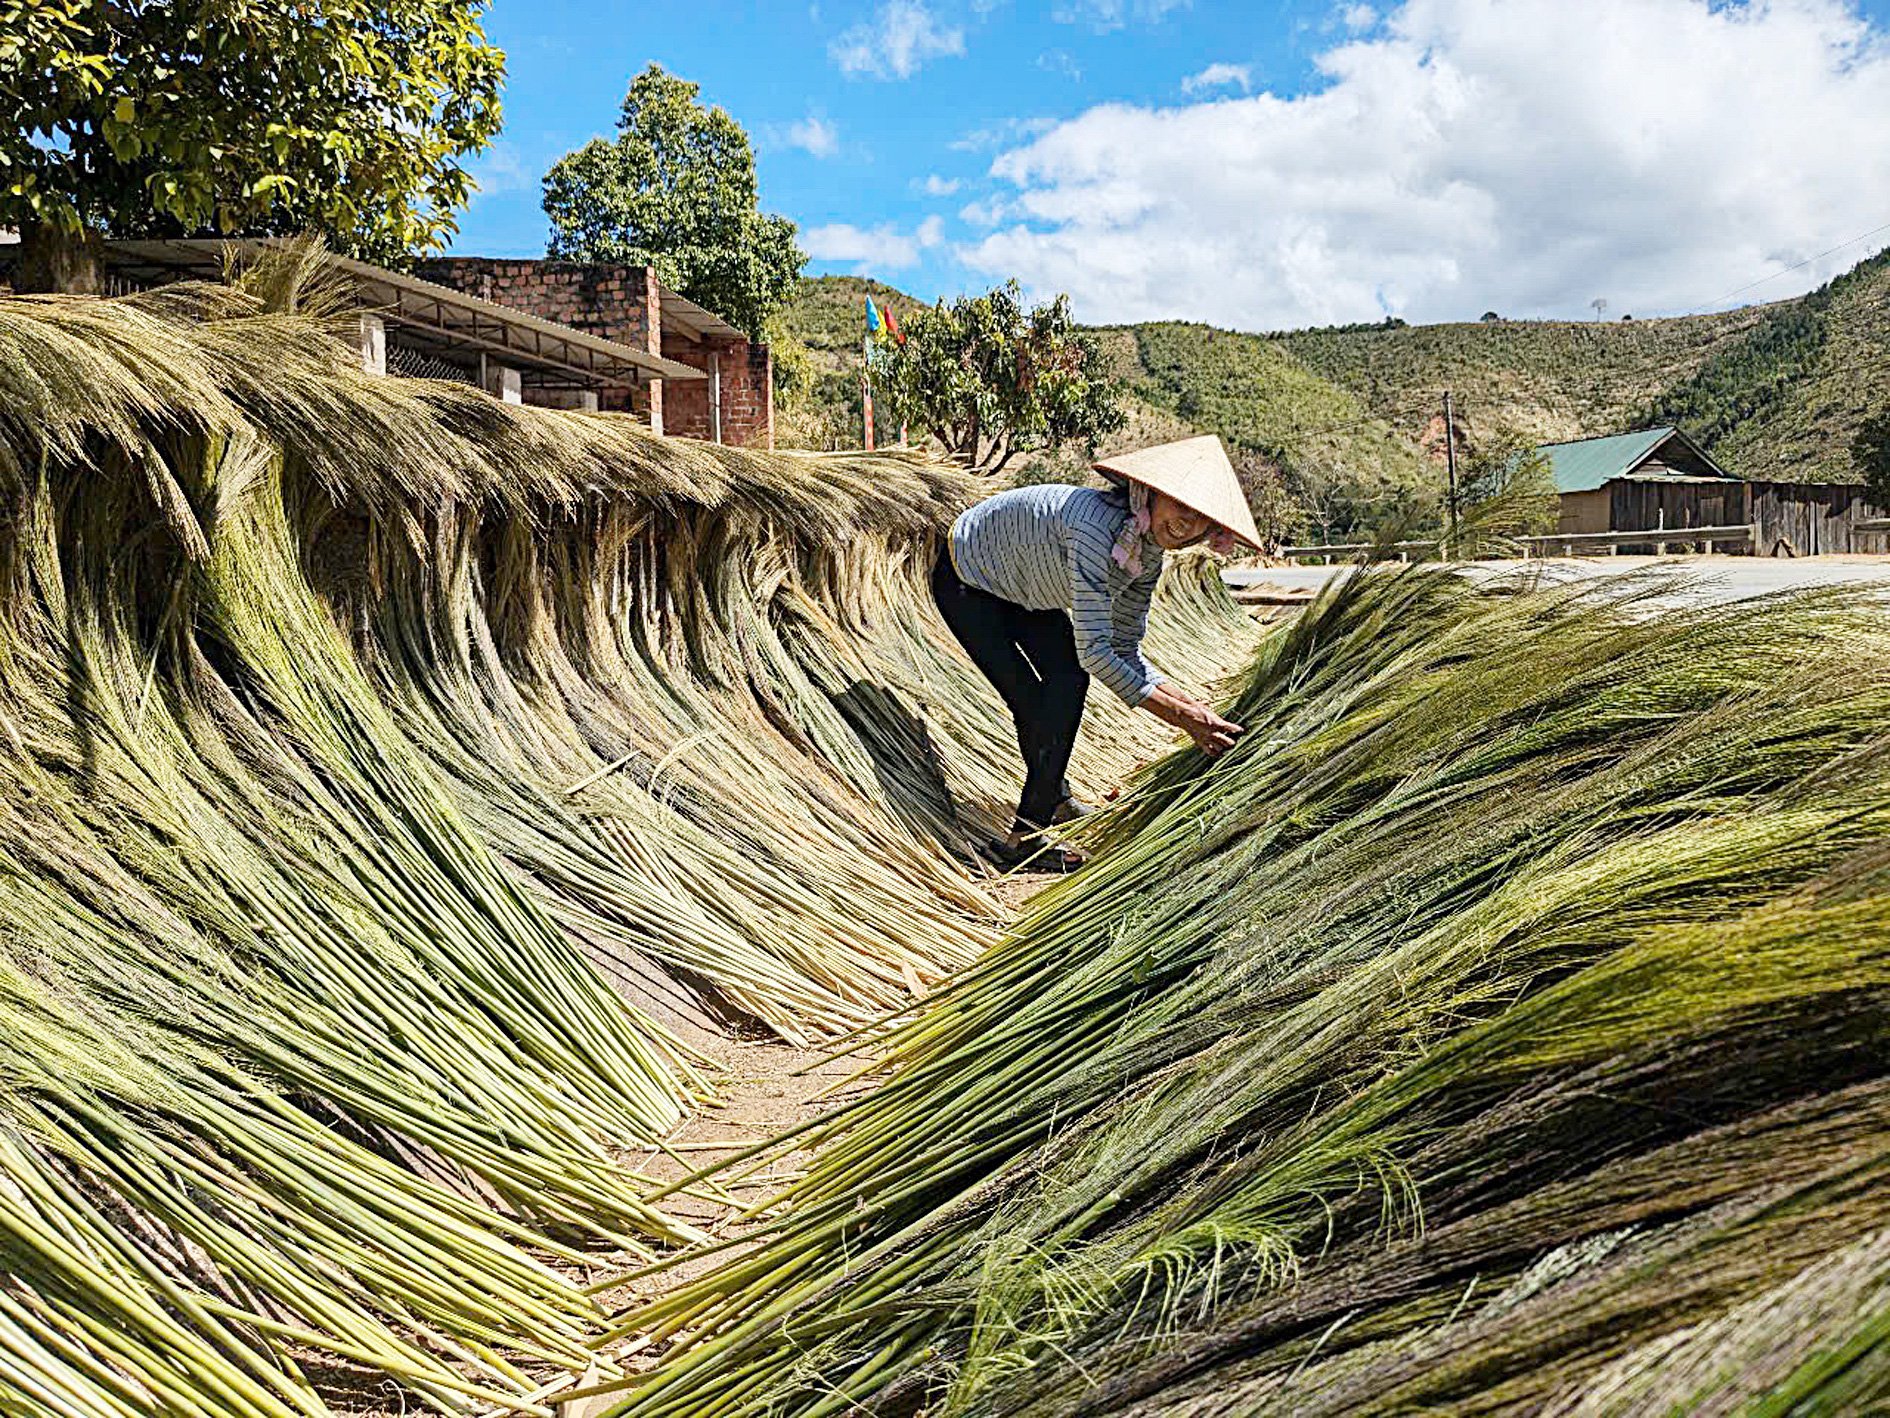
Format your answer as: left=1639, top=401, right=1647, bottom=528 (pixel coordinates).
left=1693, top=219, right=1890, bottom=313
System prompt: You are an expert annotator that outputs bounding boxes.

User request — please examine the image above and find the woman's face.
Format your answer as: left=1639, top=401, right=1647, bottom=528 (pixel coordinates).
left=1148, top=490, right=1213, bottom=550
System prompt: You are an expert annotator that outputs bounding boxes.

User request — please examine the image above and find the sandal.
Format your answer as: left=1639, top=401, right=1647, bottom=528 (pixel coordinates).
left=984, top=837, right=1086, bottom=873
left=1051, top=795, right=1098, bottom=825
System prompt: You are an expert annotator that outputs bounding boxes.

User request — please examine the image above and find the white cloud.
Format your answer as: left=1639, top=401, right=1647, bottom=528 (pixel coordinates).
left=804, top=219, right=943, bottom=271
left=1341, top=3, right=1378, bottom=31
left=918, top=173, right=962, bottom=196
left=831, top=0, right=965, bottom=79
left=960, top=196, right=1020, bottom=227
left=1180, top=62, right=1251, bottom=94
left=467, top=142, right=533, bottom=198
left=951, top=115, right=1056, bottom=151
left=766, top=113, right=841, bottom=158
left=1039, top=49, right=1084, bottom=81
left=1052, top=0, right=1189, bottom=31
left=962, top=0, right=1890, bottom=328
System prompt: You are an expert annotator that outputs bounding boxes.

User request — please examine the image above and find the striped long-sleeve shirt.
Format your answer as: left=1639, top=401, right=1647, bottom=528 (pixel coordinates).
left=949, top=484, right=1165, bottom=705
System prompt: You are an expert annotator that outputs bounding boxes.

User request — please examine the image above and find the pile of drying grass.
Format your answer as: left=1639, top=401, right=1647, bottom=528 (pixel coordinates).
left=602, top=564, right=1890, bottom=1417
left=0, top=274, right=1255, bottom=1417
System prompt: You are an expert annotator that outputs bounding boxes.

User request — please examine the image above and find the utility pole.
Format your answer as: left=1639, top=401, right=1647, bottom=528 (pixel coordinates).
left=1443, top=389, right=1459, bottom=558
left=862, top=333, right=876, bottom=451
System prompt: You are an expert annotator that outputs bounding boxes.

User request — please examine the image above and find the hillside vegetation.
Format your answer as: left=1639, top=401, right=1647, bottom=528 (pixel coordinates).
left=1276, top=306, right=1764, bottom=444
left=1645, top=247, right=1890, bottom=482
left=773, top=274, right=918, bottom=449
left=780, top=250, right=1890, bottom=537
left=1112, top=321, right=1433, bottom=532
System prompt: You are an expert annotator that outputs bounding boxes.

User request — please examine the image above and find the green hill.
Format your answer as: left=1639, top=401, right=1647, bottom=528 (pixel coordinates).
left=772, top=275, right=923, bottom=449
left=779, top=273, right=916, bottom=364
left=1274, top=306, right=1766, bottom=445
left=1105, top=321, right=1434, bottom=535
left=1642, top=247, right=1890, bottom=482
left=779, top=253, right=1890, bottom=534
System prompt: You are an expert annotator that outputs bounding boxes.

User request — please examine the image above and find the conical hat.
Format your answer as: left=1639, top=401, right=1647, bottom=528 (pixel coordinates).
left=1093, top=435, right=1262, bottom=550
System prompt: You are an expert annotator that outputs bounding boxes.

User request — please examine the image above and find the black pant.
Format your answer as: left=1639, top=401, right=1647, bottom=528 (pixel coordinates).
left=931, top=548, right=1088, bottom=834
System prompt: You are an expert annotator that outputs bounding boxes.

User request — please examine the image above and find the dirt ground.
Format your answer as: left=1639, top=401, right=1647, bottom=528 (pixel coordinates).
left=371, top=862, right=1062, bottom=1418
left=615, top=859, right=1060, bottom=1269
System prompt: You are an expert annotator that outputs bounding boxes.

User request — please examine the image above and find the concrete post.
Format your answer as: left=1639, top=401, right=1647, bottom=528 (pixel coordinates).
left=357, top=313, right=386, bottom=375
left=640, top=266, right=665, bottom=436
left=488, top=365, right=522, bottom=404
left=577, top=390, right=600, bottom=413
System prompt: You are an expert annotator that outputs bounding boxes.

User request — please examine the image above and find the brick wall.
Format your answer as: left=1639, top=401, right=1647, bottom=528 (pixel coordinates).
left=658, top=330, right=774, bottom=449
left=415, top=258, right=649, bottom=419
left=663, top=328, right=713, bottom=441
left=726, top=339, right=774, bottom=451
left=415, top=257, right=772, bottom=447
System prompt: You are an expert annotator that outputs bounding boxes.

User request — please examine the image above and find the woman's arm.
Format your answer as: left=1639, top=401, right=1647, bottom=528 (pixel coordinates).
left=1067, top=531, right=1167, bottom=706
left=1139, top=682, right=1245, bottom=756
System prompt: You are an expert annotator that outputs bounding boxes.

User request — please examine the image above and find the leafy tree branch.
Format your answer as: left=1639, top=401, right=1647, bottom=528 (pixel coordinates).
left=876, top=282, right=1124, bottom=476
left=1, top=0, right=504, bottom=289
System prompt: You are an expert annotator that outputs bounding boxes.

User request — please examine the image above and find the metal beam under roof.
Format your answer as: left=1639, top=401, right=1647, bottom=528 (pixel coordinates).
left=103, top=239, right=707, bottom=387
left=657, top=285, right=747, bottom=343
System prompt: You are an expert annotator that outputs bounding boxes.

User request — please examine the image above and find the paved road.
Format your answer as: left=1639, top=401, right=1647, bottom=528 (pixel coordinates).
left=1225, top=555, right=1890, bottom=607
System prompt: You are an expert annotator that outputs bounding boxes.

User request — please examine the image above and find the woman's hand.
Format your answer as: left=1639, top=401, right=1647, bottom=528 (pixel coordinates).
left=1182, top=703, right=1245, bottom=757
left=1140, top=683, right=1246, bottom=757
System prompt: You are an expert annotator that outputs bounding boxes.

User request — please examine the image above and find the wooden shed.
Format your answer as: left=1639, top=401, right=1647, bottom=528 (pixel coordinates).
left=1546, top=427, right=1739, bottom=536
left=1540, top=427, right=1887, bottom=557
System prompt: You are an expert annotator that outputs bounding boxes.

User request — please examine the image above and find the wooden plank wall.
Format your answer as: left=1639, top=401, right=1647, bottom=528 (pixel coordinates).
left=1604, top=479, right=1889, bottom=555
left=1557, top=489, right=1611, bottom=535
left=1607, top=479, right=1747, bottom=550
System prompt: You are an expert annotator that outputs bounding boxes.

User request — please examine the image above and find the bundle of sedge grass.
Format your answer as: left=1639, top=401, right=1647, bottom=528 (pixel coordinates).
left=598, top=561, right=1890, bottom=1417
left=0, top=266, right=1255, bottom=1415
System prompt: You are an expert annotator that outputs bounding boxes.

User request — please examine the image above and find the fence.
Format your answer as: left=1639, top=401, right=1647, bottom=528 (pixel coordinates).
left=1611, top=479, right=1886, bottom=557
left=1278, top=528, right=1759, bottom=563
left=1277, top=540, right=1440, bottom=563
left=1520, top=524, right=1757, bottom=557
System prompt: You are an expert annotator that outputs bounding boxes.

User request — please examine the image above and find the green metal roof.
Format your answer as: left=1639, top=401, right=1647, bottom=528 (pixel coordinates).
left=1535, top=427, right=1735, bottom=494
left=1539, top=428, right=1671, bottom=493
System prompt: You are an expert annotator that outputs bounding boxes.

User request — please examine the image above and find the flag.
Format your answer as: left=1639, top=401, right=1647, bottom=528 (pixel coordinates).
left=883, top=303, right=904, bottom=346
left=864, top=295, right=884, bottom=336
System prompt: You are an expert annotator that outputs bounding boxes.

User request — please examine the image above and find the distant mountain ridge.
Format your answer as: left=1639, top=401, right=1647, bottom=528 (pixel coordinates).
left=780, top=253, right=1890, bottom=533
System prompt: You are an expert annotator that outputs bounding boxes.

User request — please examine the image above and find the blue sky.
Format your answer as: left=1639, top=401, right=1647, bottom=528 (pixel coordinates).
left=455, top=0, right=1890, bottom=329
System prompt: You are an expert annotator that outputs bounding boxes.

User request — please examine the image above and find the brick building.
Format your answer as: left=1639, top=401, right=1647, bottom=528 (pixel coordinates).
left=416, top=258, right=773, bottom=448
left=38, top=240, right=774, bottom=449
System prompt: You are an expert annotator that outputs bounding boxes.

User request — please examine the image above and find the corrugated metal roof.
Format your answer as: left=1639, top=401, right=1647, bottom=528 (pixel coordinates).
left=1539, top=428, right=1673, bottom=493
left=1536, top=427, right=1734, bottom=493
left=659, top=286, right=747, bottom=342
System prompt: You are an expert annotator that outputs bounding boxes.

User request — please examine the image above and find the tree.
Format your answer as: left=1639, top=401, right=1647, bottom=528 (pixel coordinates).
left=541, top=65, right=803, bottom=337
left=1480, top=311, right=1502, bottom=323
left=876, top=282, right=1124, bottom=477
left=1854, top=408, right=1890, bottom=506
left=1590, top=297, right=1609, bottom=320
left=1, top=0, right=504, bottom=291
left=1457, top=423, right=1558, bottom=538
left=1231, top=447, right=1302, bottom=549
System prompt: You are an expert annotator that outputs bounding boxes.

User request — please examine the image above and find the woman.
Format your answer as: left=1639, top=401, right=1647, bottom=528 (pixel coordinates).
left=932, top=434, right=1259, bottom=871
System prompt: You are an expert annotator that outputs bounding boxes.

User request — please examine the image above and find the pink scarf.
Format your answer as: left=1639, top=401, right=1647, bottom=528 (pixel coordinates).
left=1111, top=482, right=1239, bottom=577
